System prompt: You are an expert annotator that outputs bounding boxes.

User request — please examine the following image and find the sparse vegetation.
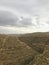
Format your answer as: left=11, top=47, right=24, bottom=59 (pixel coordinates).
left=0, top=32, right=49, bottom=65
left=0, top=35, right=36, bottom=65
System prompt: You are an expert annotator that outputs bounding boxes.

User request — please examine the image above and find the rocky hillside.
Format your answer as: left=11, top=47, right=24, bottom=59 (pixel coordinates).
left=0, top=32, right=49, bottom=65
left=0, top=35, right=36, bottom=65
left=19, top=32, right=49, bottom=65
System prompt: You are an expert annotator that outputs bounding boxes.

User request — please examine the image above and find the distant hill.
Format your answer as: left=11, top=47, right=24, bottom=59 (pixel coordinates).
left=18, top=32, right=49, bottom=65
left=19, top=32, right=49, bottom=45
left=19, top=32, right=49, bottom=52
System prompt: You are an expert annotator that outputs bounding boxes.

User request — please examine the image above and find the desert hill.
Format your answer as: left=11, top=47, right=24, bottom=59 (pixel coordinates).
left=19, top=32, right=49, bottom=53
left=0, top=35, right=36, bottom=65
left=0, top=32, right=49, bottom=65
left=18, top=32, right=49, bottom=65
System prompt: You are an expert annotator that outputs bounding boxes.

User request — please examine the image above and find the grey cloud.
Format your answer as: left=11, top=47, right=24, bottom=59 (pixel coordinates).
left=0, top=11, right=33, bottom=27
left=0, top=11, right=19, bottom=26
left=46, top=21, right=49, bottom=25
left=0, top=0, right=49, bottom=16
left=0, top=0, right=49, bottom=27
left=18, top=18, right=33, bottom=27
left=0, top=0, right=49, bottom=34
left=0, top=0, right=49, bottom=20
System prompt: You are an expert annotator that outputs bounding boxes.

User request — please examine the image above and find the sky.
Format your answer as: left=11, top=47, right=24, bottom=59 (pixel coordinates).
left=0, top=0, right=49, bottom=34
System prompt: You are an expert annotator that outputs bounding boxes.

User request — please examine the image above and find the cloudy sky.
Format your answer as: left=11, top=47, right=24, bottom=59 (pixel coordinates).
left=0, top=0, right=49, bottom=34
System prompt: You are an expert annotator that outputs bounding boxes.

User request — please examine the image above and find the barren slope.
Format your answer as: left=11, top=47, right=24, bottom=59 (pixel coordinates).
left=0, top=35, right=36, bottom=65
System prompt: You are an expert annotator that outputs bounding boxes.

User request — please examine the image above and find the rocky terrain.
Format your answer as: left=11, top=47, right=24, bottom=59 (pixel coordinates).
left=0, top=32, right=49, bottom=65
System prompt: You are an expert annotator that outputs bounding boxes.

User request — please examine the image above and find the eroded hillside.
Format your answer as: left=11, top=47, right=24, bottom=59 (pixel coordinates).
left=19, top=32, right=49, bottom=65
left=0, top=33, right=49, bottom=65
left=0, top=35, right=36, bottom=65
